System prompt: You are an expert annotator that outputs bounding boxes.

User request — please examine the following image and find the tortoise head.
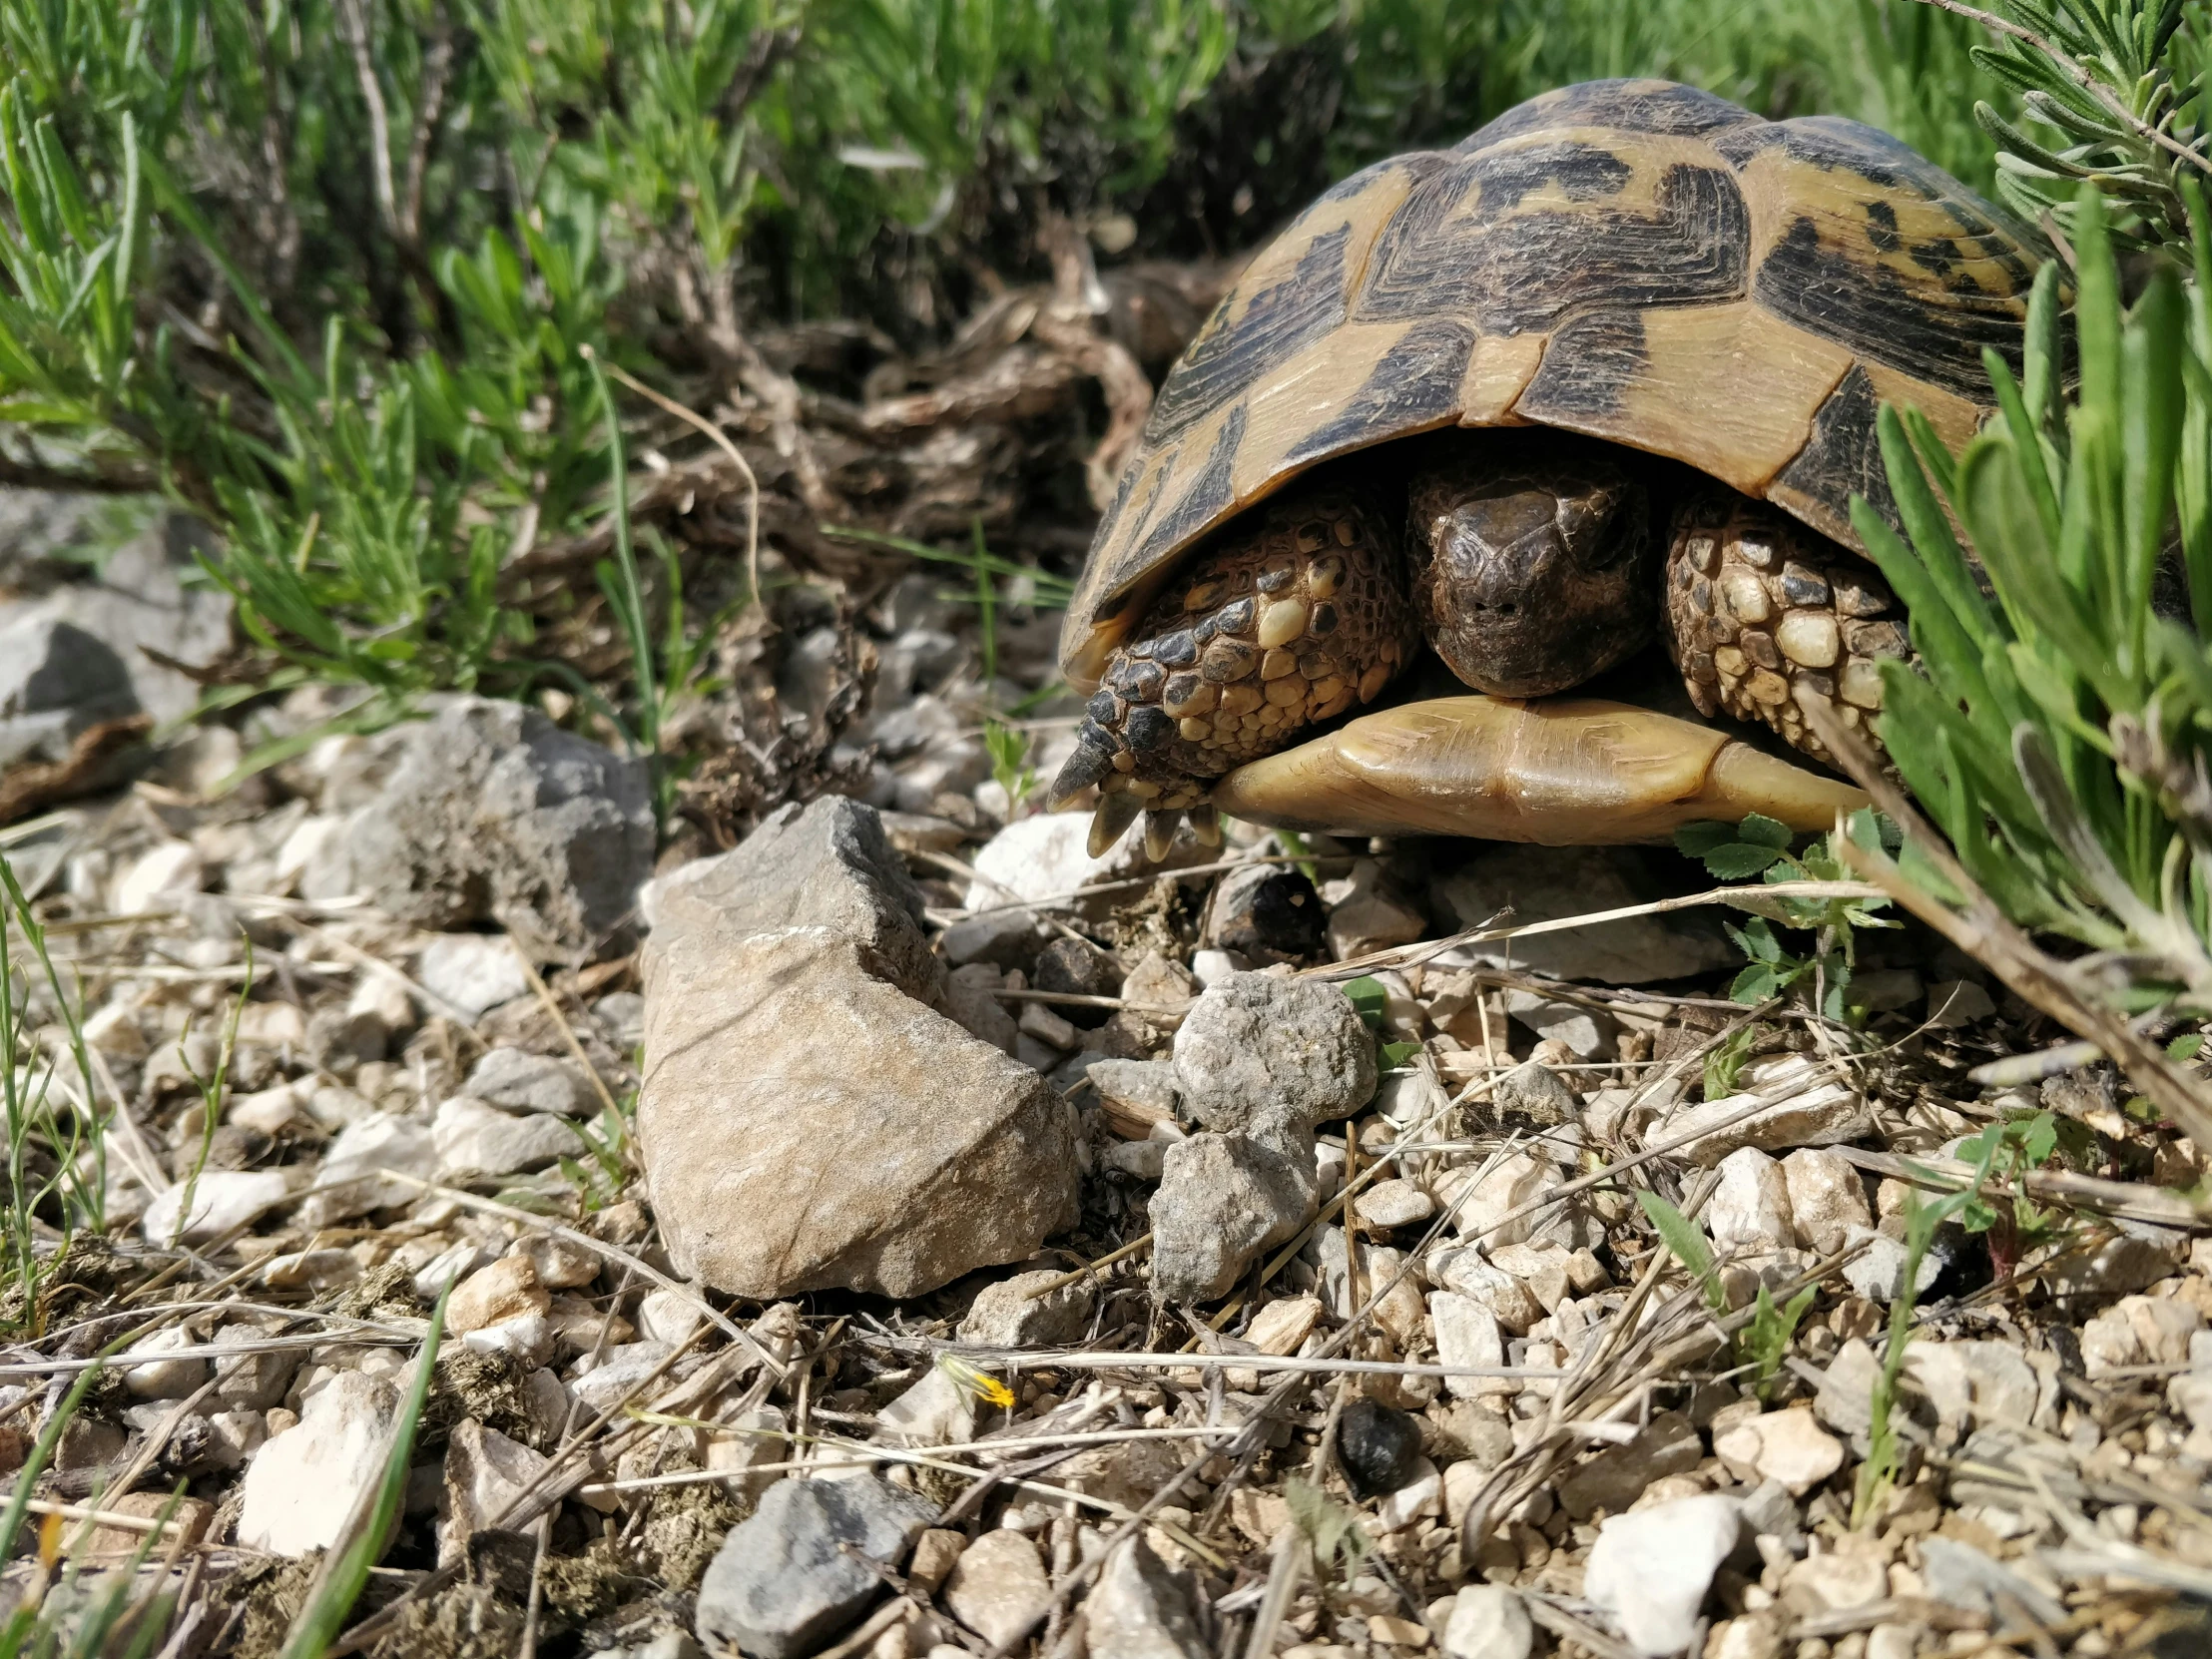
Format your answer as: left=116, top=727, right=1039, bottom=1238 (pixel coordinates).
left=1407, top=438, right=1655, bottom=699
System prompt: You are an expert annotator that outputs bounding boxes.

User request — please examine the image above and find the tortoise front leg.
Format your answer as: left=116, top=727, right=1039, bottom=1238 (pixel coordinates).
left=1210, top=694, right=1867, bottom=843
left=1046, top=484, right=1418, bottom=857
left=1663, top=493, right=1910, bottom=765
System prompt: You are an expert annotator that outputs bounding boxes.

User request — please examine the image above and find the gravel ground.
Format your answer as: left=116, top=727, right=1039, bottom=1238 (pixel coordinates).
left=6, top=567, right=2212, bottom=1659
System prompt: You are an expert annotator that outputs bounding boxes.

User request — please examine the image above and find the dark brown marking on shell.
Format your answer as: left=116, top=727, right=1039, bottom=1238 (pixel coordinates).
left=1513, top=310, right=1649, bottom=424
left=1355, top=155, right=1748, bottom=329
left=1771, top=364, right=1895, bottom=538
left=1143, top=229, right=1352, bottom=442
left=1132, top=405, right=1247, bottom=570
left=1754, top=216, right=2024, bottom=401
left=1455, top=79, right=1757, bottom=153
left=1285, top=318, right=1477, bottom=467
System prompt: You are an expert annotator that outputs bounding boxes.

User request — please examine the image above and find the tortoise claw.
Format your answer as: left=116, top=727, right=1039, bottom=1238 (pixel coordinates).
left=1210, top=695, right=1867, bottom=844
left=1047, top=726, right=1117, bottom=810
left=1187, top=804, right=1222, bottom=846
left=1143, top=810, right=1183, bottom=862
left=1088, top=791, right=1143, bottom=857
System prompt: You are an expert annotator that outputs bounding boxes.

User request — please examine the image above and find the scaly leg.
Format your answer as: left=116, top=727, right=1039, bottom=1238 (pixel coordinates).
left=1663, top=491, right=1911, bottom=765
left=1047, top=484, right=1419, bottom=856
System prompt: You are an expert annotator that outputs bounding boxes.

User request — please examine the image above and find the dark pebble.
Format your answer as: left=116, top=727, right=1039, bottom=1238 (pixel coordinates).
left=1034, top=937, right=1120, bottom=1028
left=1338, top=1396, right=1423, bottom=1498
left=1216, top=869, right=1326, bottom=960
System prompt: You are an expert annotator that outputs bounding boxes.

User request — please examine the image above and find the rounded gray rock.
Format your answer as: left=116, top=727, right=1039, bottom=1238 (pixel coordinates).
left=696, top=1474, right=933, bottom=1659
left=1149, top=1130, right=1317, bottom=1303
left=1171, top=971, right=1375, bottom=1137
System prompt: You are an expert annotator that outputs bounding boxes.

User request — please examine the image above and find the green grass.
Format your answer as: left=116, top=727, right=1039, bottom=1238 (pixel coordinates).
left=0, top=0, right=2030, bottom=722
left=1, top=850, right=106, bottom=1331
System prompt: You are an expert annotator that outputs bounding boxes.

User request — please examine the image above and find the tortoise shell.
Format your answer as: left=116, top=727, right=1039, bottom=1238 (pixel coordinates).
left=1059, top=78, right=2041, bottom=693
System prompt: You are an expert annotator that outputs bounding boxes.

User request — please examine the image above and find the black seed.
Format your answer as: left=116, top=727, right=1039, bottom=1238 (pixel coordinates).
left=1153, top=630, right=1199, bottom=668
left=1164, top=673, right=1202, bottom=707
left=1338, top=1398, right=1423, bottom=1498
left=1087, top=691, right=1121, bottom=726
left=1124, top=706, right=1174, bottom=751
left=1309, top=603, right=1339, bottom=637
left=1215, top=597, right=1255, bottom=634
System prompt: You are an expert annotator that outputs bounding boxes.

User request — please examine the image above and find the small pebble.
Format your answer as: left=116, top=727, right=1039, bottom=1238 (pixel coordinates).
left=1337, top=1397, right=1423, bottom=1498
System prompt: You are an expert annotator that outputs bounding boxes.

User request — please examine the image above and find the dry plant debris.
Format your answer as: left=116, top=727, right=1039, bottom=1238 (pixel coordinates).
left=6, top=646, right=2212, bottom=1659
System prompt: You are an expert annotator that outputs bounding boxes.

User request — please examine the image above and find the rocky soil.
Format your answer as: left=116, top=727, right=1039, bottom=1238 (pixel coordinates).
left=5, top=504, right=2212, bottom=1659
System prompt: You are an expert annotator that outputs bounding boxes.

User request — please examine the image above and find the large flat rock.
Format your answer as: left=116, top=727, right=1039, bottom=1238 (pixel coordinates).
left=640, top=921, right=1077, bottom=1299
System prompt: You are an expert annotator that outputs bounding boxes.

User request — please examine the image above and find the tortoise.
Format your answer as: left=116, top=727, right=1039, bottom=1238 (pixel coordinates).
left=1047, top=78, right=2041, bottom=858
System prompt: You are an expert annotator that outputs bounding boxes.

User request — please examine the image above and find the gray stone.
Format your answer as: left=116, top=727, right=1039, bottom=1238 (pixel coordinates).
left=1428, top=1292, right=1508, bottom=1400
left=694, top=1474, right=934, bottom=1659
left=569, top=1343, right=678, bottom=1414
left=963, top=810, right=1204, bottom=922
left=640, top=924, right=1078, bottom=1299
left=0, top=617, right=136, bottom=768
left=938, top=907, right=1044, bottom=968
left=122, top=1328, right=210, bottom=1399
left=347, top=697, right=655, bottom=960
left=438, top=1417, right=550, bottom=1565
left=1149, top=1130, right=1317, bottom=1303
left=1814, top=1340, right=1882, bottom=1441
left=1491, top=1061, right=1576, bottom=1128
left=418, top=934, right=531, bottom=1022
left=1323, top=857, right=1425, bottom=962
left=1432, top=846, right=1739, bottom=984
left=1171, top=972, right=1375, bottom=1137
left=942, top=964, right=1020, bottom=1055
left=645, top=797, right=939, bottom=1000
left=1656, top=1060, right=1871, bottom=1165
left=212, top=1327, right=298, bottom=1411
left=0, top=506, right=231, bottom=738
left=238, top=1370, right=402, bottom=1557
left=1841, top=1226, right=1940, bottom=1305
left=432, top=1095, right=586, bottom=1177
left=1086, top=1536, right=1206, bottom=1659
left=1504, top=989, right=1617, bottom=1061
left=1355, top=1177, right=1434, bottom=1231
left=2039, top=1223, right=2188, bottom=1301
left=959, top=1270, right=1094, bottom=1349
left=1707, top=1149, right=1795, bottom=1251
left=295, top=1114, right=439, bottom=1228
left=1582, top=1492, right=1742, bottom=1658
left=465, top=1047, right=599, bottom=1116
left=1442, top=1584, right=1534, bottom=1659
left=141, top=1170, right=295, bottom=1245
left=941, top=1527, right=1049, bottom=1646
left=1781, top=1149, right=1872, bottom=1255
